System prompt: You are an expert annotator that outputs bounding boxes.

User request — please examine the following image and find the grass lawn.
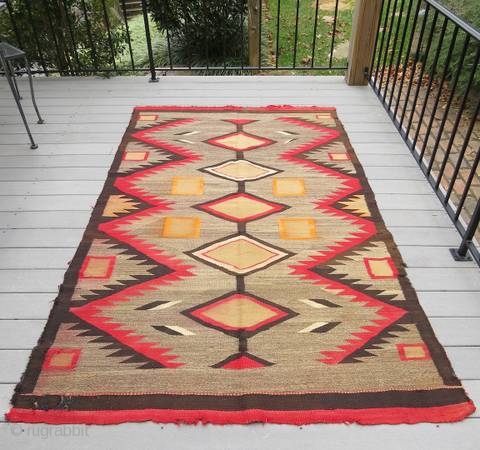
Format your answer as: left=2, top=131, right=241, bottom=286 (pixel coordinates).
left=438, top=0, right=480, bottom=29
left=264, top=0, right=354, bottom=72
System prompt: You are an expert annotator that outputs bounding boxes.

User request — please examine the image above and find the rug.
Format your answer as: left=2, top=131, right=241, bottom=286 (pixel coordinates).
left=7, top=106, right=474, bottom=425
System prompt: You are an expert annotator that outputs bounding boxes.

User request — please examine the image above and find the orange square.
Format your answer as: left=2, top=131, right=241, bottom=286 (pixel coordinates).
left=328, top=153, right=350, bottom=161
left=123, top=151, right=149, bottom=161
left=272, top=178, right=305, bottom=197
left=397, top=344, right=431, bottom=361
left=279, top=218, right=317, bottom=240
left=43, top=348, right=81, bottom=370
left=162, top=217, right=201, bottom=238
left=80, top=256, right=116, bottom=279
left=364, top=257, right=397, bottom=279
left=171, top=177, right=205, bottom=195
left=137, top=114, right=158, bottom=121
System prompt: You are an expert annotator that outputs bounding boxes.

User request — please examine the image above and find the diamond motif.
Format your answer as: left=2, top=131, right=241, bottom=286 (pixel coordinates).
left=201, top=160, right=281, bottom=182
left=187, top=234, right=292, bottom=275
left=206, top=131, right=275, bottom=152
left=182, top=292, right=297, bottom=337
left=193, top=193, right=288, bottom=223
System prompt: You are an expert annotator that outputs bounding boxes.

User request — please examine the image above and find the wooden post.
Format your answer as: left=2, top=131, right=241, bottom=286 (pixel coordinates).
left=346, top=0, right=383, bottom=85
left=248, top=0, right=260, bottom=67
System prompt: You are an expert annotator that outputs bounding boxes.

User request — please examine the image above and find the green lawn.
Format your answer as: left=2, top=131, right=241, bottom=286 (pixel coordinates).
left=264, top=0, right=354, bottom=71
left=116, top=1, right=356, bottom=74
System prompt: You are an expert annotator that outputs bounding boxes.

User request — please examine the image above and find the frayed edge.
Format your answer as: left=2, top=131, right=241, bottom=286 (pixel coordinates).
left=6, top=402, right=476, bottom=426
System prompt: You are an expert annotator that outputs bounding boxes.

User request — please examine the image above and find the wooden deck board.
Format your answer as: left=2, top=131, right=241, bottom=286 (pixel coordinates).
left=0, top=76, right=478, bottom=445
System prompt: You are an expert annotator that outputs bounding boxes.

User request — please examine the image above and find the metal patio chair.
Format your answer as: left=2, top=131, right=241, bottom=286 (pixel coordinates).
left=0, top=40, right=44, bottom=149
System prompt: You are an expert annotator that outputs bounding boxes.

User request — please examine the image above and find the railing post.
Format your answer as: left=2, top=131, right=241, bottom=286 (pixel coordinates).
left=346, top=0, right=383, bottom=85
left=141, top=0, right=158, bottom=82
left=450, top=200, right=480, bottom=261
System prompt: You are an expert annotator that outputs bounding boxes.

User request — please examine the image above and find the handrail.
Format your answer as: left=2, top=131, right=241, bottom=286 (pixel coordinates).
left=369, top=0, right=480, bottom=264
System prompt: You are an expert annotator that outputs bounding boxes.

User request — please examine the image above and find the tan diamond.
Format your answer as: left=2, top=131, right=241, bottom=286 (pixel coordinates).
left=207, top=131, right=274, bottom=152
left=188, top=235, right=291, bottom=275
left=203, top=160, right=279, bottom=181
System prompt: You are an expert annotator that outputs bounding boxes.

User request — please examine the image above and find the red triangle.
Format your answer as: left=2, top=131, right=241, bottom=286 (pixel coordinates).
left=221, top=355, right=265, bottom=370
left=223, top=119, right=257, bottom=125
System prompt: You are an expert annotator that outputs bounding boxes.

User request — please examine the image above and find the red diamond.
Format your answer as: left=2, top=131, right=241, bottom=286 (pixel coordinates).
left=194, top=193, right=287, bottom=223
left=206, top=131, right=275, bottom=152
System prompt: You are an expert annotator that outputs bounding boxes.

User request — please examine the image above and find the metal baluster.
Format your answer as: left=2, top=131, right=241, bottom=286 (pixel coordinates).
left=240, top=0, right=245, bottom=70
left=392, top=0, right=422, bottom=118
left=292, top=0, right=300, bottom=69
left=275, top=0, right=281, bottom=69
left=120, top=0, right=136, bottom=71
left=378, top=0, right=399, bottom=99
left=42, top=0, right=70, bottom=74
left=258, top=0, right=263, bottom=69
left=445, top=97, right=480, bottom=204
left=311, top=0, right=320, bottom=68
left=373, top=0, right=393, bottom=87
left=80, top=0, right=98, bottom=73
left=140, top=0, right=157, bottom=81
left=418, top=25, right=459, bottom=162
left=101, top=0, right=118, bottom=71
left=387, top=0, right=415, bottom=109
left=398, top=3, right=431, bottom=130
left=455, top=144, right=480, bottom=221
left=382, top=0, right=406, bottom=102
left=62, top=0, right=81, bottom=74
left=368, top=0, right=386, bottom=87
left=435, top=46, right=480, bottom=190
left=426, top=34, right=470, bottom=176
left=5, top=0, right=23, bottom=49
left=24, top=0, right=48, bottom=75
left=328, top=0, right=340, bottom=68
left=404, top=9, right=439, bottom=141
left=411, top=15, right=448, bottom=151
left=451, top=198, right=480, bottom=261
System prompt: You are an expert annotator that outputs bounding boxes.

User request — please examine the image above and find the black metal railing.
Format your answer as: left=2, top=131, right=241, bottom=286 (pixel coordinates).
left=370, top=0, right=480, bottom=264
left=0, top=0, right=349, bottom=78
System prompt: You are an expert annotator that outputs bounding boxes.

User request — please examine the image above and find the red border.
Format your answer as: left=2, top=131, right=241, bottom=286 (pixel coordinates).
left=134, top=105, right=336, bottom=112
left=6, top=402, right=475, bottom=425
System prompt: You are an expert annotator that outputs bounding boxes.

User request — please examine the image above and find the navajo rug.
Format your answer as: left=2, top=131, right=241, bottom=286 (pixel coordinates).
left=7, top=106, right=474, bottom=425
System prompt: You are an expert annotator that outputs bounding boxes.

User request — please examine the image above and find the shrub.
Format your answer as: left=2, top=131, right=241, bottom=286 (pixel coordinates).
left=147, top=0, right=247, bottom=65
left=0, top=0, right=126, bottom=74
left=422, top=1, right=480, bottom=99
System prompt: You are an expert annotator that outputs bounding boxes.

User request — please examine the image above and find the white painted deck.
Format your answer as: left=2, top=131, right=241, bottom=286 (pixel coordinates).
left=0, top=75, right=478, bottom=449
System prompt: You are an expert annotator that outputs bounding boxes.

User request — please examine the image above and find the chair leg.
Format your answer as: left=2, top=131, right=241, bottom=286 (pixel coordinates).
left=8, top=61, right=22, bottom=101
left=24, top=56, right=44, bottom=124
left=4, top=67, right=38, bottom=149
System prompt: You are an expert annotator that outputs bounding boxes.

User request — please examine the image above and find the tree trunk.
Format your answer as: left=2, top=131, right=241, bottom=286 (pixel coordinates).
left=248, top=0, right=260, bottom=67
